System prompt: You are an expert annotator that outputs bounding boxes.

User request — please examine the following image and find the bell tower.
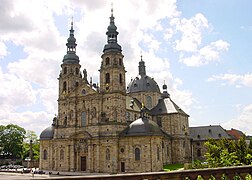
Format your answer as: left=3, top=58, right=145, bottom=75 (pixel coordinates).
left=58, top=20, right=81, bottom=99
left=100, top=7, right=126, bottom=93
left=57, top=20, right=82, bottom=128
left=99, top=7, right=126, bottom=125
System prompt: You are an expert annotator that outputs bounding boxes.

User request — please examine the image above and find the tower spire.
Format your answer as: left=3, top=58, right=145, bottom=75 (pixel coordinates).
left=138, top=53, right=146, bottom=76
left=62, top=18, right=79, bottom=64
left=103, top=5, right=122, bottom=53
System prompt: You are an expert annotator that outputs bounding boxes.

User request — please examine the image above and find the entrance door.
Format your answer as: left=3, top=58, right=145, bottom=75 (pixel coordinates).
left=81, top=156, right=86, bottom=171
left=121, top=162, right=125, bottom=172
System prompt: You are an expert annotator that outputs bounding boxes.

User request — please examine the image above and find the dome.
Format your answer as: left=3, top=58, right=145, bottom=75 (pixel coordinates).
left=127, top=75, right=160, bottom=93
left=40, top=126, right=55, bottom=140
left=120, top=116, right=164, bottom=136
left=63, top=53, right=79, bottom=64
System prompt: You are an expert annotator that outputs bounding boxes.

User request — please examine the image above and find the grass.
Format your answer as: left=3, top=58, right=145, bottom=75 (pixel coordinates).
left=163, top=164, right=184, bottom=171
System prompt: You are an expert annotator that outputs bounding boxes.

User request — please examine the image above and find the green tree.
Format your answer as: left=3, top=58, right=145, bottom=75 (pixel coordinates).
left=204, top=137, right=252, bottom=168
left=0, top=124, right=26, bottom=159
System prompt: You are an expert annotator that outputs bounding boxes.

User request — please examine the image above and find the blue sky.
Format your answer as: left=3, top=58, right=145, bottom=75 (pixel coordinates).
left=0, top=0, right=252, bottom=136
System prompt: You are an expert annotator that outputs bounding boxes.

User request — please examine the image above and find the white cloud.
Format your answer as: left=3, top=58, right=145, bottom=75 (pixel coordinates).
left=170, top=12, right=229, bottom=67
left=0, top=41, right=8, bottom=58
left=222, top=104, right=252, bottom=135
left=208, top=73, right=252, bottom=87
left=0, top=67, right=36, bottom=107
left=0, top=110, right=54, bottom=136
left=179, top=40, right=230, bottom=66
left=172, top=13, right=209, bottom=52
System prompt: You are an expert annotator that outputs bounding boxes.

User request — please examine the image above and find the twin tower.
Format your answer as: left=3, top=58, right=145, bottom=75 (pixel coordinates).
left=40, top=8, right=190, bottom=173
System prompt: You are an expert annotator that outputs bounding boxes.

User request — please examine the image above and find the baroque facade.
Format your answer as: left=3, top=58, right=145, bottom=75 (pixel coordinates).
left=39, top=10, right=191, bottom=173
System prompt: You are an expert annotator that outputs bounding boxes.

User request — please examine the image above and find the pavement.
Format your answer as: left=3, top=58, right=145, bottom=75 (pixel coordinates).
left=0, top=169, right=109, bottom=180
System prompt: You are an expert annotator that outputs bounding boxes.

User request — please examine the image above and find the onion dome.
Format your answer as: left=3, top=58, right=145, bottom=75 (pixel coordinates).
left=127, top=56, right=160, bottom=93
left=63, top=20, right=79, bottom=64
left=103, top=6, right=122, bottom=53
left=40, top=126, right=55, bottom=140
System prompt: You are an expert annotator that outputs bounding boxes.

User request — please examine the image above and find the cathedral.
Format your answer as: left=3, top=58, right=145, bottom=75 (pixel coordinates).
left=39, top=9, right=191, bottom=173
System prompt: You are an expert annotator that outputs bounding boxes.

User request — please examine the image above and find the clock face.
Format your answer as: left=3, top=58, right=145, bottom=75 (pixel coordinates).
left=82, top=89, right=86, bottom=95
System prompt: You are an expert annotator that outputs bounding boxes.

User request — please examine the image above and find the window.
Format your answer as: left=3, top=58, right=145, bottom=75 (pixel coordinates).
left=64, top=116, right=67, bottom=126
left=105, top=73, right=110, bottom=84
left=75, top=81, right=79, bottom=87
left=43, top=150, right=47, bottom=160
left=119, top=74, right=122, bottom=84
left=63, top=67, right=67, bottom=74
left=60, top=149, right=64, bottom=161
left=63, top=81, right=67, bottom=92
left=146, top=96, right=152, bottom=109
left=75, top=68, right=79, bottom=75
left=157, top=146, right=160, bottom=161
left=106, top=148, right=110, bottom=160
left=157, top=117, right=162, bottom=127
left=81, top=112, right=86, bottom=127
left=197, top=149, right=201, bottom=157
left=119, top=58, right=122, bottom=65
left=135, top=147, right=140, bottom=161
left=105, top=57, right=110, bottom=65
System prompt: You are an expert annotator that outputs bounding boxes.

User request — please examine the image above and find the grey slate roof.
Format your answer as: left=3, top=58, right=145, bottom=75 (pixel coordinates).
left=120, top=116, right=168, bottom=137
left=40, top=126, right=55, bottom=140
left=150, top=97, right=188, bottom=116
left=126, top=75, right=160, bottom=93
left=189, top=125, right=231, bottom=141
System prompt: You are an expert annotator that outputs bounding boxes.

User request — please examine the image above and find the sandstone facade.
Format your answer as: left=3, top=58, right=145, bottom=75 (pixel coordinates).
left=40, top=10, right=191, bottom=173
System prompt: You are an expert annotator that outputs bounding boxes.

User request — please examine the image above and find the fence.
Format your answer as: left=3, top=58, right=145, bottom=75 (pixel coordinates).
left=50, top=165, right=252, bottom=180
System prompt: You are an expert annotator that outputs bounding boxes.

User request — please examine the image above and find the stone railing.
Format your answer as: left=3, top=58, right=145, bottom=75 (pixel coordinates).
left=49, top=165, right=252, bottom=180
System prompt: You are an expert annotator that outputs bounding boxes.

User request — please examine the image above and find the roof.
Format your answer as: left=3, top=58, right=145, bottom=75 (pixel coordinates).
left=226, top=128, right=245, bottom=139
left=126, top=75, right=160, bottom=93
left=126, top=96, right=142, bottom=111
left=189, top=125, right=231, bottom=141
left=40, top=126, right=55, bottom=140
left=150, top=97, right=188, bottom=116
left=120, top=116, right=167, bottom=137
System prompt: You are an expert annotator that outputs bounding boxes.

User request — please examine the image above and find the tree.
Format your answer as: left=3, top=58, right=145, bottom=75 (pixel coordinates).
left=204, top=137, right=252, bottom=168
left=0, top=124, right=26, bottom=159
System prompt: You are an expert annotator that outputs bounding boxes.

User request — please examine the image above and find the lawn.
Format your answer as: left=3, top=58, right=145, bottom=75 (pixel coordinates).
left=163, top=164, right=184, bottom=171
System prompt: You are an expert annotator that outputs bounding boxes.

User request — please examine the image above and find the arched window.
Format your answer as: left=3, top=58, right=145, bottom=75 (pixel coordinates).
left=119, top=58, right=122, bottom=65
left=75, top=68, right=79, bottom=75
left=81, top=112, right=86, bottom=127
left=157, top=146, right=160, bottom=161
left=43, top=149, right=47, bottom=160
left=197, top=149, right=201, bottom=157
left=60, top=149, right=64, bottom=161
left=63, top=67, right=67, bottom=74
left=105, top=73, right=110, bottom=84
left=105, top=57, right=110, bottom=65
left=106, top=148, right=110, bottom=160
left=119, top=74, right=122, bottom=84
left=146, top=96, right=152, bottom=109
left=135, top=147, right=140, bottom=161
left=64, top=116, right=67, bottom=126
left=75, top=81, right=79, bottom=87
left=63, top=81, right=67, bottom=92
